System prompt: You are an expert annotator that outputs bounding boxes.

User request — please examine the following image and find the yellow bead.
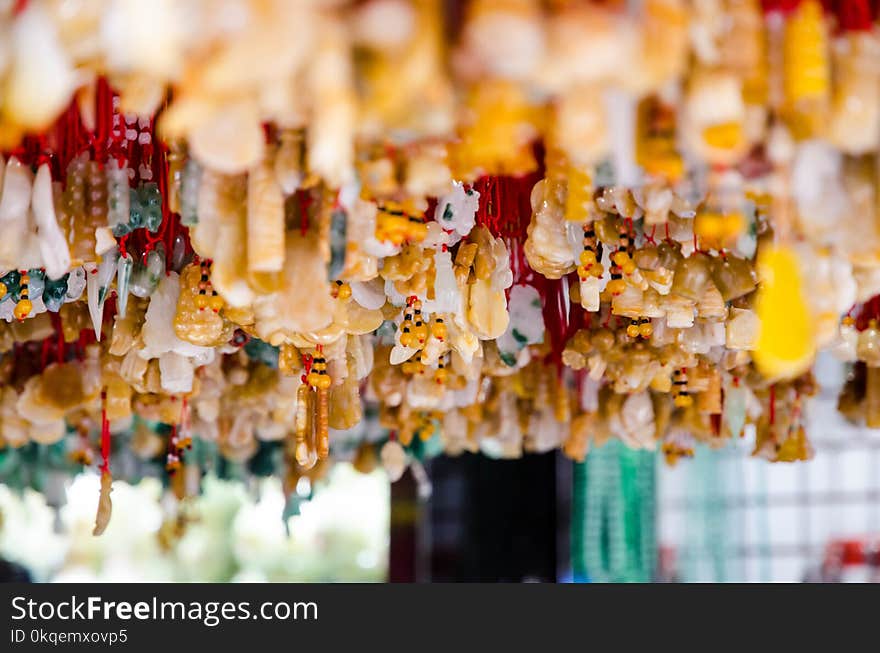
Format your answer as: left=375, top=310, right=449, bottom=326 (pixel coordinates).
left=639, top=322, right=654, bottom=338
left=307, top=371, right=322, bottom=387
left=208, top=295, right=224, bottom=312
left=399, top=331, right=416, bottom=348
left=13, top=298, right=32, bottom=321
left=0, top=282, right=6, bottom=297
left=626, top=324, right=640, bottom=338
left=591, top=264, right=605, bottom=278
left=413, top=324, right=428, bottom=345
left=434, top=368, right=448, bottom=384
left=336, top=283, right=352, bottom=300
left=431, top=321, right=447, bottom=340
left=674, top=394, right=693, bottom=408
left=195, top=294, right=208, bottom=309
left=783, top=0, right=830, bottom=104
left=721, top=212, right=746, bottom=240
left=621, top=260, right=636, bottom=275
left=406, top=222, right=429, bottom=243
left=313, top=374, right=332, bottom=390
left=606, top=279, right=627, bottom=296
left=577, top=265, right=589, bottom=280
left=701, top=122, right=744, bottom=151
left=579, top=250, right=597, bottom=266
left=612, top=251, right=630, bottom=266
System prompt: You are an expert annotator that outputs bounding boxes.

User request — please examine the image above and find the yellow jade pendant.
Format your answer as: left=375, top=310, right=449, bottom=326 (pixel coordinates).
left=753, top=246, right=815, bottom=380
left=375, top=201, right=428, bottom=245
left=173, top=263, right=230, bottom=347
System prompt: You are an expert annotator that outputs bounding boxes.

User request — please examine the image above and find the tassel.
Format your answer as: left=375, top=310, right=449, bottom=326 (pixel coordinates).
left=93, top=389, right=113, bottom=536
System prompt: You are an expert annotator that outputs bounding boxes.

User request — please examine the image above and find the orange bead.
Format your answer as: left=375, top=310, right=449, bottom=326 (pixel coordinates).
left=674, top=394, right=693, bottom=408
left=13, top=298, right=32, bottom=321
left=580, top=250, right=597, bottom=266
left=431, top=320, right=447, bottom=340
left=606, top=279, right=627, bottom=296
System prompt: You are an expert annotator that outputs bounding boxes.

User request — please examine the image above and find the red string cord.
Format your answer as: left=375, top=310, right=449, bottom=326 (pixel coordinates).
left=99, top=390, right=110, bottom=473
left=180, top=396, right=189, bottom=433
left=769, top=384, right=776, bottom=426
left=301, top=354, right=313, bottom=384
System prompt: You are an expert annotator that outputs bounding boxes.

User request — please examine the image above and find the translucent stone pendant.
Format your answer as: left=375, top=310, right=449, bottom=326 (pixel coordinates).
left=116, top=252, right=133, bottom=317
left=106, top=160, right=131, bottom=235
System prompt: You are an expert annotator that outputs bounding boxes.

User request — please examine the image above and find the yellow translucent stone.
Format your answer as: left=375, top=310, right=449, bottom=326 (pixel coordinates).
left=642, top=151, right=684, bottom=183
left=754, top=246, right=815, bottom=380
left=695, top=211, right=724, bottom=239
left=701, top=122, right=743, bottom=150
left=564, top=167, right=592, bottom=222
left=448, top=80, right=541, bottom=178
left=783, top=0, right=829, bottom=104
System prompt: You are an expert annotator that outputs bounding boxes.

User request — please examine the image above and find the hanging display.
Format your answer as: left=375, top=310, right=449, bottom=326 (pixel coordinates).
left=0, top=0, right=879, bottom=535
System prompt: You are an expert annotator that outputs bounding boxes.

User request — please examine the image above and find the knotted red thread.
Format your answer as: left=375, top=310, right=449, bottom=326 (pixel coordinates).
left=118, top=234, right=129, bottom=260
left=301, top=354, right=314, bottom=384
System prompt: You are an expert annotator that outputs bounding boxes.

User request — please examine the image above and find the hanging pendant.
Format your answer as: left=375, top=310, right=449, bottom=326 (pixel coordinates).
left=116, top=252, right=133, bottom=317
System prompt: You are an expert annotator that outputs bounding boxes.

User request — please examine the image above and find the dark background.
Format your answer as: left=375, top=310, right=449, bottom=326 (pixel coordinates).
left=390, top=452, right=571, bottom=582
